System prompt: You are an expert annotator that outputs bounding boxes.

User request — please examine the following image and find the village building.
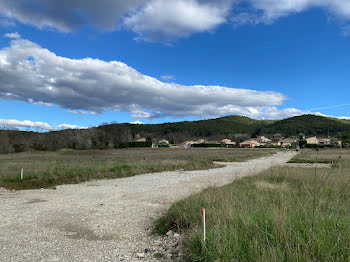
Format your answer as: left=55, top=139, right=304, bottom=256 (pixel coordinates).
left=221, top=139, right=236, bottom=147
left=158, top=139, right=170, bottom=148
left=179, top=141, right=196, bottom=148
left=240, top=139, right=261, bottom=148
left=306, top=136, right=318, bottom=145
left=136, top=138, right=146, bottom=142
left=270, top=141, right=281, bottom=147
left=306, top=136, right=330, bottom=145
left=280, top=138, right=297, bottom=148
left=272, top=133, right=284, bottom=139
left=257, top=136, right=271, bottom=144
left=318, top=137, right=330, bottom=145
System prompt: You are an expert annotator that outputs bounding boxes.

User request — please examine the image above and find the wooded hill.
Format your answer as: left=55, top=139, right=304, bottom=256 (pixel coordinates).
left=1, top=114, right=350, bottom=153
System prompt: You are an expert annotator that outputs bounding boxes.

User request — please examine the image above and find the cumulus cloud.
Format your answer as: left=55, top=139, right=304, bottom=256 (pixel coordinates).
left=0, top=19, right=16, bottom=27
left=130, top=121, right=144, bottom=125
left=1, top=1, right=350, bottom=40
left=4, top=32, right=21, bottom=39
left=0, top=0, right=144, bottom=33
left=57, top=123, right=88, bottom=130
left=0, top=118, right=88, bottom=131
left=160, top=75, right=175, bottom=81
left=0, top=0, right=232, bottom=41
left=233, top=0, right=350, bottom=26
left=0, top=118, right=53, bottom=131
left=0, top=37, right=294, bottom=120
left=124, top=0, right=231, bottom=41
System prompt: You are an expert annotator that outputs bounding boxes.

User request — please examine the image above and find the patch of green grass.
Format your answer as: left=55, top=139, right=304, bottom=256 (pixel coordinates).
left=288, top=158, right=334, bottom=164
left=290, top=149, right=348, bottom=165
left=155, top=154, right=350, bottom=261
left=153, top=252, right=164, bottom=259
left=108, top=164, right=132, bottom=172
left=1, top=175, right=38, bottom=182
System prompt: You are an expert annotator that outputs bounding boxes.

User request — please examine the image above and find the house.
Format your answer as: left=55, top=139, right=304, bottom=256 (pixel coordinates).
left=136, top=138, right=146, bottom=142
left=240, top=139, right=261, bottom=148
left=158, top=139, right=170, bottom=148
left=197, top=139, right=205, bottom=144
left=318, top=137, right=330, bottom=145
left=221, top=139, right=236, bottom=147
left=257, top=136, right=271, bottom=143
left=179, top=141, right=196, bottom=148
left=306, top=136, right=318, bottom=145
left=280, top=138, right=297, bottom=148
left=270, top=141, right=281, bottom=147
left=306, top=136, right=331, bottom=145
left=273, top=133, right=283, bottom=139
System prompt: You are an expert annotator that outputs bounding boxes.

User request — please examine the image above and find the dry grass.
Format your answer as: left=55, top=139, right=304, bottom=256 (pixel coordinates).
left=156, top=149, right=350, bottom=261
left=0, top=148, right=278, bottom=189
left=289, top=149, right=350, bottom=165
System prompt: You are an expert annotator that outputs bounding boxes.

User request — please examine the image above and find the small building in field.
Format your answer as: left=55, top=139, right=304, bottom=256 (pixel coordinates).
left=306, top=136, right=330, bottom=145
left=318, top=137, right=330, bottom=145
left=273, top=133, right=284, bottom=139
left=136, top=138, right=147, bottom=142
left=258, top=136, right=271, bottom=143
left=179, top=141, right=196, bottom=148
left=197, top=139, right=205, bottom=144
left=306, top=136, right=318, bottom=145
left=158, top=139, right=170, bottom=148
left=221, top=139, right=236, bottom=147
left=270, top=141, right=281, bottom=147
left=240, top=139, right=261, bottom=148
left=280, top=138, right=297, bottom=148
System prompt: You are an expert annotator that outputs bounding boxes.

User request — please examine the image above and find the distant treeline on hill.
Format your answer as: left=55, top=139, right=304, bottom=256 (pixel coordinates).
left=1, top=114, right=350, bottom=154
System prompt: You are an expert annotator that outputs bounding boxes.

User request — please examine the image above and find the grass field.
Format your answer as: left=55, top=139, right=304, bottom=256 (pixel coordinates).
left=288, top=149, right=348, bottom=165
left=0, top=148, right=278, bottom=190
left=155, top=149, right=350, bottom=261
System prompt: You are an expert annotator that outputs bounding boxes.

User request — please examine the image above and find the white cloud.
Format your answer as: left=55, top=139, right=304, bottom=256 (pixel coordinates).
left=0, top=0, right=144, bottom=33
left=4, top=32, right=21, bottom=39
left=342, top=25, right=350, bottom=36
left=130, top=121, right=144, bottom=125
left=0, top=37, right=291, bottom=120
left=124, top=0, right=231, bottom=41
left=69, top=110, right=88, bottom=115
left=1, top=1, right=350, bottom=41
left=236, top=0, right=350, bottom=25
left=160, top=75, right=175, bottom=81
left=57, top=124, right=88, bottom=130
left=0, top=19, right=16, bottom=27
left=0, top=118, right=53, bottom=131
left=0, top=118, right=88, bottom=131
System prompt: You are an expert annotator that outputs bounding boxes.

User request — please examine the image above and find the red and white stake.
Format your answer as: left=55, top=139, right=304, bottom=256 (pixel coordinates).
left=202, top=208, right=206, bottom=251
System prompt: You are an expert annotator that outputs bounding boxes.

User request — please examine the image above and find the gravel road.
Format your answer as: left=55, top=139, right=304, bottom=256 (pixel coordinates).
left=0, top=151, right=296, bottom=262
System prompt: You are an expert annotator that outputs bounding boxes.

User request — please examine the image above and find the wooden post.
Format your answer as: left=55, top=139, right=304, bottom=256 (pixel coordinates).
left=21, top=168, right=23, bottom=180
left=202, top=208, right=206, bottom=251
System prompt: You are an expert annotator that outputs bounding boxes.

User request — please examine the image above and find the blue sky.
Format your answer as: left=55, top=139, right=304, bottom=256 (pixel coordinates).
left=0, top=0, right=350, bottom=131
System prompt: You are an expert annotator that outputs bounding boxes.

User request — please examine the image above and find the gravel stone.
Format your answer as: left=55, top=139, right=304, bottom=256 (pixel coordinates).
left=0, top=151, right=296, bottom=261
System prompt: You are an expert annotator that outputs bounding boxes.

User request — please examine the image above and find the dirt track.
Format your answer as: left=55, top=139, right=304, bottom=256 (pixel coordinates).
left=0, top=151, right=296, bottom=261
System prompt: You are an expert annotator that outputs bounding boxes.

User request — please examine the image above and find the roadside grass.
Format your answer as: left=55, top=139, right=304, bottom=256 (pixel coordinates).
left=288, top=149, right=349, bottom=165
left=155, top=151, right=350, bottom=261
left=0, top=148, right=278, bottom=190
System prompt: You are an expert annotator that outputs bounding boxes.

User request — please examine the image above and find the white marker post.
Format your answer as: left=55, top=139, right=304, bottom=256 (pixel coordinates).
left=201, top=208, right=206, bottom=251
left=21, top=168, right=23, bottom=181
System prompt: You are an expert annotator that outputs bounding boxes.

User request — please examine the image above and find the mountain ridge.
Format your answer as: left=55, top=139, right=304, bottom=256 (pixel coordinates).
left=1, top=114, right=350, bottom=153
